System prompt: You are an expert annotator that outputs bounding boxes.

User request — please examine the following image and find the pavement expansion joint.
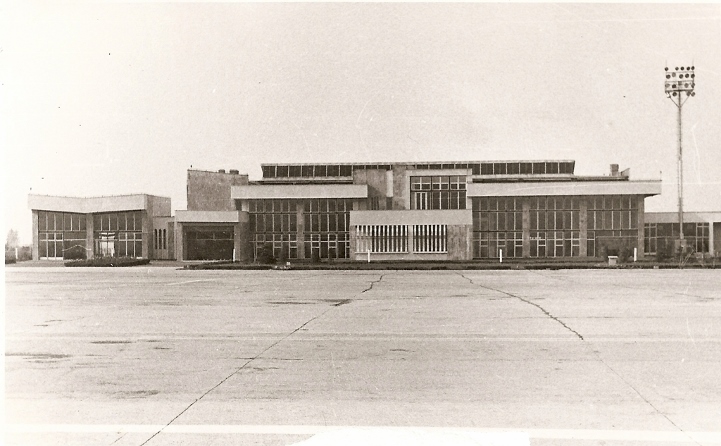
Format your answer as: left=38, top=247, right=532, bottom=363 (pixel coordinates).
left=137, top=283, right=361, bottom=445
left=593, top=352, right=702, bottom=445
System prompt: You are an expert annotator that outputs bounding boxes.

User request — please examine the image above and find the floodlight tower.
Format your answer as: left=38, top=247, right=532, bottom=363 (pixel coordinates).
left=664, top=65, right=695, bottom=249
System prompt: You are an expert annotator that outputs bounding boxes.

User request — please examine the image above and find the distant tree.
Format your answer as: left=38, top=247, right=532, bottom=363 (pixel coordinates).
left=6, top=229, right=19, bottom=251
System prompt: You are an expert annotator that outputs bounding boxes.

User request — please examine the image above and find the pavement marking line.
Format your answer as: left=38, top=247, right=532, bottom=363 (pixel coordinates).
left=165, top=279, right=216, bottom=286
left=5, top=425, right=721, bottom=442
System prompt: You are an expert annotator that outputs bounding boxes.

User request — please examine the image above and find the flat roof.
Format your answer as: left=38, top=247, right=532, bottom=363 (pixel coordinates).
left=232, top=184, right=368, bottom=200
left=28, top=194, right=169, bottom=214
left=467, top=180, right=661, bottom=197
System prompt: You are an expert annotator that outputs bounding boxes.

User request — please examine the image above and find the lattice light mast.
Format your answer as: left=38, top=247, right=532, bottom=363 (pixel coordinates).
left=664, top=65, right=695, bottom=248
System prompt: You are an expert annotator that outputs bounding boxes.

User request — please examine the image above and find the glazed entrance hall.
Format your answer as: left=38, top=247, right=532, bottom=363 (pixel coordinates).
left=27, top=160, right=721, bottom=262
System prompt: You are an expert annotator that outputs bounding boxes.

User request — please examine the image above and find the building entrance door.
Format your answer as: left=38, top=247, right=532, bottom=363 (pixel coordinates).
left=186, top=226, right=234, bottom=260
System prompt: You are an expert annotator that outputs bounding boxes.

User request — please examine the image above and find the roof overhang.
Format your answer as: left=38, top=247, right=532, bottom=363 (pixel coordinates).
left=175, top=211, right=247, bottom=223
left=28, top=194, right=151, bottom=213
left=467, top=181, right=662, bottom=197
left=350, top=210, right=472, bottom=226
left=174, top=211, right=245, bottom=224
left=645, top=212, right=721, bottom=224
left=232, top=184, right=368, bottom=200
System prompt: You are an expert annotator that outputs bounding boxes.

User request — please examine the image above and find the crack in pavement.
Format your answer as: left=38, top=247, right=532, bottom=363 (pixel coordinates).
left=139, top=273, right=385, bottom=445
left=457, top=272, right=584, bottom=340
left=457, top=271, right=700, bottom=445
left=525, top=269, right=716, bottom=300
left=361, top=274, right=385, bottom=293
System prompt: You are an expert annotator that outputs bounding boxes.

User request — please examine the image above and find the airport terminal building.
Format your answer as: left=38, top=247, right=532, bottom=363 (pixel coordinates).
left=28, top=160, right=720, bottom=261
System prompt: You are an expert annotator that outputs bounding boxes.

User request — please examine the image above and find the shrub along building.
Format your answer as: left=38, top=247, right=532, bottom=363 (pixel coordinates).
left=27, top=160, right=721, bottom=261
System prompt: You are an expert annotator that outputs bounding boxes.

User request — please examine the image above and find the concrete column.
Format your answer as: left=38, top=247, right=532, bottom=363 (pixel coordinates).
left=141, top=211, right=150, bottom=259
left=234, top=222, right=242, bottom=262
left=393, top=165, right=408, bottom=210
left=579, top=199, right=588, bottom=257
left=296, top=201, right=305, bottom=259
left=465, top=225, right=473, bottom=260
left=349, top=226, right=357, bottom=259
left=708, top=221, right=714, bottom=256
left=176, top=222, right=184, bottom=261
left=522, top=199, right=530, bottom=258
left=32, top=211, right=39, bottom=260
left=86, top=214, right=94, bottom=260
left=637, top=196, right=645, bottom=259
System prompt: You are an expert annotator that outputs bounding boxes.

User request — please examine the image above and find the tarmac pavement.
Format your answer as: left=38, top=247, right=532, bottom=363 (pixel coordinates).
left=5, top=267, right=721, bottom=445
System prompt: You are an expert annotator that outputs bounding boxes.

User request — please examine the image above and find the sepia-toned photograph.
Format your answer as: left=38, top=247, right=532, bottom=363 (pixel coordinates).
left=3, top=2, right=721, bottom=445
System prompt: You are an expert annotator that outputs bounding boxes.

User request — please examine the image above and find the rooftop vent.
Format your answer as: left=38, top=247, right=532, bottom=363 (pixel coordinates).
left=218, top=169, right=226, bottom=173
left=610, top=164, right=619, bottom=177
left=229, top=169, right=240, bottom=175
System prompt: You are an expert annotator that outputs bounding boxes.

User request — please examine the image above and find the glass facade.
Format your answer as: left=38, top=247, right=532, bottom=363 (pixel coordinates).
left=303, top=198, right=352, bottom=260
left=472, top=197, right=523, bottom=258
left=249, top=199, right=298, bottom=260
left=586, top=195, right=638, bottom=257
left=186, top=227, right=233, bottom=261
left=529, top=196, right=580, bottom=257
left=471, top=195, right=641, bottom=259
left=93, top=211, right=143, bottom=258
left=644, top=222, right=710, bottom=255
left=249, top=198, right=352, bottom=260
left=37, top=211, right=87, bottom=259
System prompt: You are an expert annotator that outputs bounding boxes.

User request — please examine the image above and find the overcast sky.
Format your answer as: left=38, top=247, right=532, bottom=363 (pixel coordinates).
left=2, top=2, right=720, bottom=244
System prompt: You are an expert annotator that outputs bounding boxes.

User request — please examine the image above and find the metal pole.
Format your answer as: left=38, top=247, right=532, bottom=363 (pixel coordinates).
left=677, top=96, right=685, bottom=247
left=665, top=65, right=695, bottom=252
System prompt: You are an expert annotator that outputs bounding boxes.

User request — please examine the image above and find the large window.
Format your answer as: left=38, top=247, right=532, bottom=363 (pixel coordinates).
left=249, top=199, right=298, bottom=259
left=186, top=227, right=233, bottom=261
left=93, top=211, right=143, bottom=258
left=410, top=176, right=466, bottom=210
left=37, top=211, right=87, bottom=259
left=472, top=197, right=523, bottom=258
left=644, top=222, right=710, bottom=255
left=303, top=199, right=352, bottom=259
left=529, top=197, right=580, bottom=257
left=587, top=196, right=638, bottom=257
left=249, top=198, right=352, bottom=260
